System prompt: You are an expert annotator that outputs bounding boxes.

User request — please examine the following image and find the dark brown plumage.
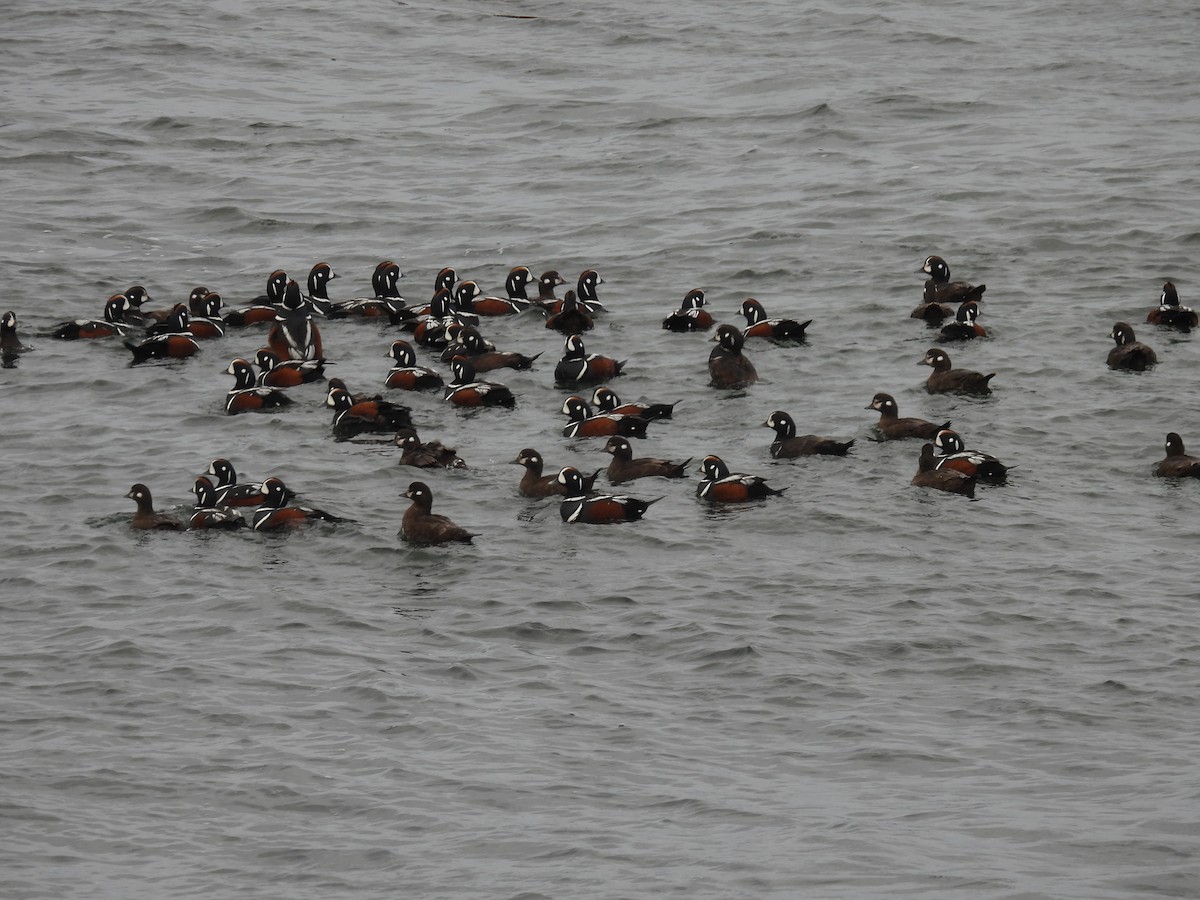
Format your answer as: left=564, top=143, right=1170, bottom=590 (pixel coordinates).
left=603, top=436, right=690, bottom=484
left=512, top=449, right=601, bottom=498
left=1107, top=322, right=1157, bottom=371
left=708, top=324, right=758, bottom=388
left=400, top=482, right=475, bottom=545
left=395, top=433, right=467, bottom=469
left=125, top=483, right=185, bottom=531
left=912, top=444, right=976, bottom=497
left=763, top=411, right=854, bottom=458
left=1156, top=433, right=1200, bottom=478
left=866, top=392, right=949, bottom=441
left=920, top=347, right=995, bottom=394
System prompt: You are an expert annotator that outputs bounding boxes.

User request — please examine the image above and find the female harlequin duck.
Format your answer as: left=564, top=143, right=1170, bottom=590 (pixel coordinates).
left=396, top=433, right=467, bottom=469
left=603, top=436, right=690, bottom=484
left=932, top=429, right=1009, bottom=482
left=252, top=477, right=344, bottom=531
left=327, top=386, right=413, bottom=436
left=920, top=347, right=995, bottom=394
left=545, top=290, right=594, bottom=334
left=561, top=395, right=650, bottom=438
left=254, top=349, right=326, bottom=386
left=936, top=301, right=986, bottom=342
left=223, top=269, right=289, bottom=326
left=454, top=326, right=541, bottom=371
left=52, top=294, right=138, bottom=340
left=444, top=356, right=517, bottom=408
left=591, top=386, right=677, bottom=420
left=696, top=454, right=786, bottom=502
left=920, top=256, right=986, bottom=305
left=912, top=443, right=976, bottom=497
left=763, top=411, right=855, bottom=457
left=400, top=481, right=476, bottom=544
left=1107, top=322, right=1157, bottom=371
left=267, top=280, right=324, bottom=360
left=512, top=449, right=600, bottom=498
left=557, top=467, right=661, bottom=523
left=206, top=458, right=294, bottom=508
left=865, top=392, right=950, bottom=441
left=661, top=289, right=714, bottom=332
left=1155, top=433, right=1200, bottom=478
left=708, top=324, right=757, bottom=388
left=385, top=339, right=444, bottom=390
left=465, top=266, right=537, bottom=316
left=1146, top=282, right=1198, bottom=331
left=738, top=298, right=811, bottom=342
left=224, top=358, right=293, bottom=414
left=125, top=483, right=185, bottom=531
left=189, top=477, right=246, bottom=530
left=554, top=334, right=625, bottom=386
left=1, top=311, right=28, bottom=355
left=126, top=307, right=200, bottom=363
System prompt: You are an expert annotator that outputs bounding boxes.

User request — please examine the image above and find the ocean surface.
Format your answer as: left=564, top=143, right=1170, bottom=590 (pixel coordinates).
left=2, top=1, right=1199, bottom=897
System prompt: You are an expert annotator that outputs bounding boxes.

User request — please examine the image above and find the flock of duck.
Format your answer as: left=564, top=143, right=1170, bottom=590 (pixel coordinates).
left=2, top=255, right=1196, bottom=543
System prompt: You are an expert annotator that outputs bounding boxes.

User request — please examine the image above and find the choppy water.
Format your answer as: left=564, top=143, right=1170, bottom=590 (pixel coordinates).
left=3, top=1, right=1200, bottom=897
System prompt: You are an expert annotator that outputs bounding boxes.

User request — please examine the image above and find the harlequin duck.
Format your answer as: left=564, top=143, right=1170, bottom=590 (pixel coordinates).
left=385, top=339, right=443, bottom=390
left=1107, top=322, right=1157, bottom=371
left=327, top=386, right=413, bottom=436
left=912, top=443, right=976, bottom=497
left=561, top=395, right=650, bottom=438
left=224, top=358, right=294, bottom=414
left=534, top=270, right=567, bottom=310
left=738, top=298, right=811, bottom=342
left=1146, top=282, right=1198, bottom=331
left=603, top=436, right=690, bottom=484
left=186, top=293, right=226, bottom=340
left=396, top=432, right=467, bottom=469
left=301, top=262, right=337, bottom=316
left=554, top=334, right=625, bottom=386
left=412, top=289, right=459, bottom=348
left=545, top=290, right=594, bottom=334
left=1155, top=432, right=1200, bottom=478
left=400, top=481, right=476, bottom=544
left=455, top=326, right=541, bottom=371
left=763, top=411, right=855, bottom=457
left=185, top=286, right=211, bottom=316
left=464, top=268, right=537, bottom=316
left=125, top=483, right=185, bottom=531
left=53, top=294, right=138, bottom=340
left=574, top=269, right=607, bottom=313
left=936, top=301, right=986, bottom=342
left=189, top=477, right=246, bottom=530
left=932, top=429, right=1009, bottom=482
left=920, top=347, right=995, bottom=394
left=205, top=458, right=297, bottom=508
left=120, top=285, right=156, bottom=326
left=438, top=324, right=496, bottom=362
left=591, top=386, right=677, bottom=420
left=252, top=477, right=344, bottom=531
left=662, top=289, right=714, bottom=332
left=909, top=298, right=954, bottom=323
left=696, top=454, right=786, bottom=502
left=920, top=256, right=986, bottom=305
left=512, top=449, right=601, bottom=498
left=865, top=392, right=950, bottom=441
left=266, top=281, right=324, bottom=360
left=328, top=261, right=409, bottom=320
left=1, top=311, right=28, bottom=356
left=557, top=467, right=661, bottom=523
left=222, top=269, right=289, bottom=326
left=126, top=309, right=199, bottom=363
left=444, top=356, right=517, bottom=408
left=254, top=349, right=326, bottom=386
left=708, top=324, right=757, bottom=388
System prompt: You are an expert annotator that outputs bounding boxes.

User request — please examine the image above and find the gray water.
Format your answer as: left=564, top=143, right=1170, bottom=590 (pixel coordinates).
left=3, top=1, right=1199, bottom=897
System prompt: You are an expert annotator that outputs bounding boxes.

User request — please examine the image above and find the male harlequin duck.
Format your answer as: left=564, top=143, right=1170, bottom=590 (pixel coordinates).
left=920, top=347, right=995, bottom=394
left=1, top=311, right=28, bottom=357
left=120, top=285, right=157, bottom=326
left=603, top=436, right=690, bottom=484
left=912, top=443, right=976, bottom=497
left=53, top=294, right=138, bottom=340
left=763, top=411, right=855, bottom=457
left=125, top=483, right=185, bottom=531
left=932, top=429, right=1009, bottom=482
left=557, top=467, right=661, bottom=523
left=396, top=433, right=467, bottom=469
left=561, top=395, right=650, bottom=438
left=412, top=289, right=462, bottom=348
left=465, top=267, right=537, bottom=315
left=454, top=326, right=541, bottom=371
left=696, top=454, right=786, bottom=502
left=554, top=334, right=625, bottom=386
left=936, top=301, right=986, bottom=342
left=444, top=356, right=517, bottom=408
left=400, top=481, right=476, bottom=545
left=708, top=324, right=757, bottom=388
left=1107, top=322, right=1157, bottom=371
left=738, top=298, right=811, bottom=342
left=186, top=293, right=226, bottom=340
left=126, top=309, right=199, bottom=363
left=591, top=386, right=677, bottom=420
left=438, top=323, right=494, bottom=362
left=574, top=269, right=607, bottom=313
left=327, top=261, right=410, bottom=320
left=205, top=458, right=296, bottom=508
left=267, top=281, right=324, bottom=360
left=223, top=269, right=289, bottom=326
left=661, top=289, right=714, bottom=332
left=534, top=270, right=567, bottom=310
left=1146, top=282, right=1198, bottom=331
left=224, top=358, right=293, bottom=414
left=254, top=349, right=326, bottom=386
left=1155, top=432, right=1200, bottom=478
left=385, top=339, right=444, bottom=390
left=512, top=449, right=600, bottom=498
left=865, top=392, right=950, bottom=441
left=189, top=477, right=246, bottom=530
left=185, top=286, right=211, bottom=316
left=327, top=386, right=413, bottom=436
left=301, top=262, right=337, bottom=316
left=920, top=256, right=986, bottom=305
left=545, top=290, right=594, bottom=334
left=252, top=477, right=343, bottom=531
